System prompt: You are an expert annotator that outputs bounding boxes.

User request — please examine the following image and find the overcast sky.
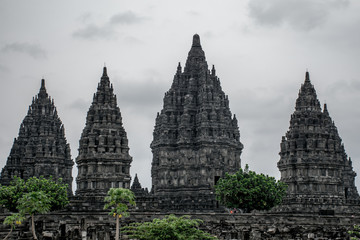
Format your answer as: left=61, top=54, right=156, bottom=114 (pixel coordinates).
left=1, top=0, right=360, bottom=192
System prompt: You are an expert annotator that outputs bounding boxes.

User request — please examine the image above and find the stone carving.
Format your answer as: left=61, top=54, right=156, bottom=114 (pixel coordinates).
left=150, top=34, right=243, bottom=210
left=277, top=72, right=359, bottom=212
left=75, top=67, right=132, bottom=200
left=0, top=79, right=73, bottom=194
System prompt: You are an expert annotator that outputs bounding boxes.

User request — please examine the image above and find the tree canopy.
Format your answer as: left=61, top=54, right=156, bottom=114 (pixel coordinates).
left=215, top=164, right=287, bottom=212
left=122, top=214, right=217, bottom=240
left=0, top=176, right=69, bottom=212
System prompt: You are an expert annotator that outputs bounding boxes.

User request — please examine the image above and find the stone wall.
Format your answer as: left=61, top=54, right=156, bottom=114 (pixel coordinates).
left=1, top=206, right=358, bottom=239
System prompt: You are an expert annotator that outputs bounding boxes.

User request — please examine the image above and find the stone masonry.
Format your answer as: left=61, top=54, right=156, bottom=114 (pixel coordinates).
left=150, top=34, right=243, bottom=211
left=277, top=71, right=360, bottom=213
left=75, top=67, right=132, bottom=201
left=0, top=79, right=73, bottom=194
left=0, top=35, right=360, bottom=239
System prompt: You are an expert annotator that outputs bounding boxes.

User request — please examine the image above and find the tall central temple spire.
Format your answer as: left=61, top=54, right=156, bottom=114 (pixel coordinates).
left=151, top=34, right=243, bottom=211
left=184, top=34, right=207, bottom=74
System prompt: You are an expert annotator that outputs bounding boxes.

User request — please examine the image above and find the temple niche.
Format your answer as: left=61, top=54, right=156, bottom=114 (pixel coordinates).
left=0, top=79, right=74, bottom=195
left=75, top=67, right=132, bottom=201
left=150, top=34, right=243, bottom=211
left=277, top=72, right=359, bottom=213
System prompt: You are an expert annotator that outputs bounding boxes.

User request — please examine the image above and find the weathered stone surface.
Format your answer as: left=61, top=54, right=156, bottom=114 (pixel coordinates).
left=277, top=72, right=360, bottom=213
left=0, top=79, right=73, bottom=194
left=150, top=34, right=243, bottom=210
left=75, top=67, right=132, bottom=200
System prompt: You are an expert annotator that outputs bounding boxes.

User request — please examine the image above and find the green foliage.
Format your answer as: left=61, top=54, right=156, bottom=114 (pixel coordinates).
left=3, top=213, right=25, bottom=229
left=104, top=188, right=136, bottom=240
left=25, top=176, right=69, bottom=211
left=215, top=164, right=287, bottom=212
left=0, top=177, right=26, bottom=211
left=104, top=188, right=136, bottom=217
left=104, top=188, right=136, bottom=218
left=17, top=191, right=51, bottom=216
left=0, top=176, right=69, bottom=212
left=122, top=214, right=217, bottom=240
left=349, top=225, right=360, bottom=240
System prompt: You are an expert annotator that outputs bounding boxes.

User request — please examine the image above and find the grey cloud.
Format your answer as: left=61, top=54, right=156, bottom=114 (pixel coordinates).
left=115, top=78, right=167, bottom=117
left=248, top=0, right=349, bottom=31
left=72, top=24, right=114, bottom=40
left=0, top=64, right=10, bottom=73
left=68, top=98, right=91, bottom=112
left=187, top=11, right=200, bottom=17
left=123, top=36, right=143, bottom=45
left=73, top=11, right=147, bottom=40
left=325, top=79, right=360, bottom=95
left=109, top=11, right=146, bottom=25
left=2, top=42, right=47, bottom=59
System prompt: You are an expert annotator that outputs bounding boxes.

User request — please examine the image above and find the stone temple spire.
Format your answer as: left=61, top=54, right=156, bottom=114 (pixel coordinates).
left=295, top=71, right=321, bottom=112
left=151, top=34, right=243, bottom=211
left=278, top=71, right=359, bottom=213
left=76, top=67, right=132, bottom=203
left=184, top=34, right=207, bottom=74
left=0, top=79, right=74, bottom=195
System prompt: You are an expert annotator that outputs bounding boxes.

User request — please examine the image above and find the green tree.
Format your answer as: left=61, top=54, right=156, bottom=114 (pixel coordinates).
left=2, top=213, right=25, bottom=240
left=0, top=177, right=26, bottom=211
left=215, top=164, right=287, bottom=212
left=17, top=191, right=51, bottom=240
left=104, top=188, right=136, bottom=240
left=0, top=176, right=69, bottom=239
left=122, top=214, right=217, bottom=240
left=349, top=225, right=360, bottom=240
left=0, top=176, right=69, bottom=212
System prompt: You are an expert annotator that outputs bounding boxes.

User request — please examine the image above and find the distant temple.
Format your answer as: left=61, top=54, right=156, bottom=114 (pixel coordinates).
left=150, top=34, right=243, bottom=210
left=0, top=35, right=359, bottom=239
left=277, top=71, right=359, bottom=213
left=0, top=79, right=73, bottom=194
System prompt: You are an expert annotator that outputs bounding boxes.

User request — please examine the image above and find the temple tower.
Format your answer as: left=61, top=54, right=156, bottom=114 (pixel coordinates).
left=278, top=72, right=359, bottom=212
left=151, top=34, right=243, bottom=210
left=0, top=79, right=73, bottom=194
left=75, top=67, right=132, bottom=199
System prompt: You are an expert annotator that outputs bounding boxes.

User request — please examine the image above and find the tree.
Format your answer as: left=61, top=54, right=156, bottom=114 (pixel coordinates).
left=17, top=191, right=51, bottom=240
left=122, top=214, right=217, bottom=240
left=349, top=225, right=360, bottom=240
left=0, top=176, right=69, bottom=239
left=2, top=213, right=25, bottom=240
left=215, top=164, right=287, bottom=212
left=0, top=176, right=69, bottom=212
left=0, top=177, right=26, bottom=211
left=104, top=188, right=136, bottom=240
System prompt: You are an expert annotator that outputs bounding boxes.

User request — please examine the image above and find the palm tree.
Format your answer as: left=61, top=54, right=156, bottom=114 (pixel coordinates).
left=104, top=188, right=135, bottom=240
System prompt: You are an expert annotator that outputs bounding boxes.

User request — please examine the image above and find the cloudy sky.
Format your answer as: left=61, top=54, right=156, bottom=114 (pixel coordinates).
left=1, top=0, right=360, bottom=192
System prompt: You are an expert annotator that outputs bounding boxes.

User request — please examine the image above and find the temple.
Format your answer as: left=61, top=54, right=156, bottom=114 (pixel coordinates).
left=277, top=71, right=359, bottom=213
left=0, top=35, right=359, bottom=239
left=150, top=34, right=243, bottom=210
left=0, top=79, right=73, bottom=194
left=75, top=67, right=132, bottom=202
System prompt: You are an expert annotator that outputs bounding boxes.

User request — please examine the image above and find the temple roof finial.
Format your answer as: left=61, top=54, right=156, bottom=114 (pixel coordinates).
left=192, top=34, right=201, bottom=47
left=305, top=70, right=310, bottom=82
left=323, top=103, right=329, bottom=115
left=41, top=78, right=45, bottom=89
left=38, top=78, right=48, bottom=98
left=102, top=66, right=108, bottom=77
left=177, top=62, right=182, bottom=74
